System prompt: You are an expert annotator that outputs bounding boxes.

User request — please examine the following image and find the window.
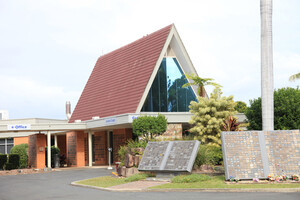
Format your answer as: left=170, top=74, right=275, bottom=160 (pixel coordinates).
left=0, top=138, right=14, bottom=154
left=142, top=57, right=197, bottom=112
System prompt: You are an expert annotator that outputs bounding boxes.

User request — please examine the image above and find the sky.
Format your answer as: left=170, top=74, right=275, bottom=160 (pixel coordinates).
left=0, top=0, right=299, bottom=120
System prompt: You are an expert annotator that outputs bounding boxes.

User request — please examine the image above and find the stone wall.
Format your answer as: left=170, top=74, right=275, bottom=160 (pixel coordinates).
left=157, top=124, right=182, bottom=140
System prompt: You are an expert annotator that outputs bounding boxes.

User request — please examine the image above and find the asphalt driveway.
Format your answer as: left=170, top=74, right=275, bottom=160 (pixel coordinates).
left=0, top=167, right=299, bottom=200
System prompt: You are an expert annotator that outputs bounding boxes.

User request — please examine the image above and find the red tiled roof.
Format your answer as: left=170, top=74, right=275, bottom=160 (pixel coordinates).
left=69, top=25, right=172, bottom=122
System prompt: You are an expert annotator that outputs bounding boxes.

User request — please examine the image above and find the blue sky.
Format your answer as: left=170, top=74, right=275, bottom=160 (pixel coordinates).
left=0, top=0, right=299, bottom=119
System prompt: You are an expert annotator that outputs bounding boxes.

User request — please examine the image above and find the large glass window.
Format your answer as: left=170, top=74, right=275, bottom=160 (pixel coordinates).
left=142, top=57, right=197, bottom=112
left=0, top=138, right=14, bottom=154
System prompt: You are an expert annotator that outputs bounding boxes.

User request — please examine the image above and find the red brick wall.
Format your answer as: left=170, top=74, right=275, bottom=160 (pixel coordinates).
left=112, top=128, right=132, bottom=162
left=66, top=131, right=85, bottom=167
left=57, top=135, right=66, bottom=157
left=14, top=137, right=29, bottom=146
left=67, top=132, right=77, bottom=166
left=94, top=131, right=107, bottom=165
left=84, top=133, right=88, bottom=166
left=28, top=134, right=46, bottom=169
left=28, top=135, right=36, bottom=168
left=76, top=131, right=85, bottom=167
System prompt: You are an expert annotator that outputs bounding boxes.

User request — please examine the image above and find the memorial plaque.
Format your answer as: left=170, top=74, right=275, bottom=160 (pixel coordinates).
left=138, top=140, right=200, bottom=173
left=221, top=130, right=300, bottom=180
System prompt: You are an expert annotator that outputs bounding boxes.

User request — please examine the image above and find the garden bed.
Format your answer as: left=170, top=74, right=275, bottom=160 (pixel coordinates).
left=0, top=168, right=51, bottom=176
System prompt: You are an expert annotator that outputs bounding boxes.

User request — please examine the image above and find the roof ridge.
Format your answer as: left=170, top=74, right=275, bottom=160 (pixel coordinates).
left=98, top=24, right=173, bottom=60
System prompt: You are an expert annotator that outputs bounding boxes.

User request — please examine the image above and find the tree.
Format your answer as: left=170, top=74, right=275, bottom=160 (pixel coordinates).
left=132, top=114, right=167, bottom=141
left=261, top=0, right=274, bottom=131
left=245, top=87, right=300, bottom=130
left=289, top=72, right=300, bottom=82
left=189, top=87, right=236, bottom=147
left=182, top=73, right=221, bottom=97
left=234, top=101, right=247, bottom=113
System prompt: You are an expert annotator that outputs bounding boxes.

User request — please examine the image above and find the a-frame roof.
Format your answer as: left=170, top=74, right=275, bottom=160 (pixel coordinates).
left=69, top=25, right=173, bottom=122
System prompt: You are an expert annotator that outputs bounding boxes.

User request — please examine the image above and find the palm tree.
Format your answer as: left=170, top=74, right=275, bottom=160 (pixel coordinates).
left=261, top=0, right=274, bottom=131
left=289, top=72, right=300, bottom=81
left=182, top=73, right=221, bottom=97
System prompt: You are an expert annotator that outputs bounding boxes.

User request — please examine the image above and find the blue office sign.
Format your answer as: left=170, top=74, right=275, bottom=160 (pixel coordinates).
left=7, top=124, right=31, bottom=130
left=105, top=118, right=116, bottom=125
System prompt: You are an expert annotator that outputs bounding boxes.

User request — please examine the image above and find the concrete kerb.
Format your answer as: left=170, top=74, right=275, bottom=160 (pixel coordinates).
left=70, top=181, right=300, bottom=193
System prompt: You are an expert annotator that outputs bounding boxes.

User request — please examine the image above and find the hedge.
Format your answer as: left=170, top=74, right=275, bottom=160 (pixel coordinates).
left=0, top=154, right=7, bottom=170
left=6, top=154, right=20, bottom=170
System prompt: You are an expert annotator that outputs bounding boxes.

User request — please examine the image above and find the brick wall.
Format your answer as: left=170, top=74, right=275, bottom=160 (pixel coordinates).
left=57, top=135, right=66, bottom=157
left=66, top=131, right=85, bottom=167
left=158, top=124, right=182, bottom=140
left=28, top=134, right=46, bottom=169
left=112, top=128, right=132, bottom=162
left=66, top=132, right=77, bottom=166
left=14, top=137, right=29, bottom=146
left=94, top=131, right=107, bottom=165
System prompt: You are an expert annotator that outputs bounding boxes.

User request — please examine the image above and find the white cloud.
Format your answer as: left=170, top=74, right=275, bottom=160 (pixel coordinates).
left=0, top=0, right=299, bottom=118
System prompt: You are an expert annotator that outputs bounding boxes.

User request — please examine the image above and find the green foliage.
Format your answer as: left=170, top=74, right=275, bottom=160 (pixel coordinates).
left=127, top=139, right=147, bottom=149
left=124, top=173, right=154, bottom=182
left=0, top=154, right=8, bottom=170
left=10, top=143, right=28, bottom=169
left=182, top=73, right=221, bottom=97
left=132, top=114, right=167, bottom=141
left=6, top=154, right=20, bottom=170
left=222, top=116, right=240, bottom=131
left=289, top=72, right=300, bottom=82
left=189, top=87, right=236, bottom=146
left=234, top=101, right=247, bottom=113
left=45, top=146, right=60, bottom=167
left=171, top=174, right=212, bottom=183
left=194, top=145, right=223, bottom=167
left=245, top=98, right=262, bottom=130
left=246, top=87, right=300, bottom=130
left=117, top=145, right=128, bottom=166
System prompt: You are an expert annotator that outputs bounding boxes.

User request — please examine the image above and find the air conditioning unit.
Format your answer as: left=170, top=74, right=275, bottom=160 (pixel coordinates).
left=0, top=110, right=9, bottom=120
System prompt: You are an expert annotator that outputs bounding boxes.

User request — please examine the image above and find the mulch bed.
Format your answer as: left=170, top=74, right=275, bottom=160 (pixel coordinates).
left=0, top=168, right=51, bottom=176
left=225, top=180, right=300, bottom=184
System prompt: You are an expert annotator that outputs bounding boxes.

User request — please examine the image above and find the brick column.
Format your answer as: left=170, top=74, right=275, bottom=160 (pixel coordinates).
left=66, top=131, right=85, bottom=167
left=28, top=134, right=46, bottom=169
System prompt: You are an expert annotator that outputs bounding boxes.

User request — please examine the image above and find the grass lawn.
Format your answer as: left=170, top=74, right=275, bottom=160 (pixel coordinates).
left=74, top=173, right=152, bottom=188
left=151, top=175, right=300, bottom=189
left=75, top=174, right=300, bottom=189
left=75, top=176, right=127, bottom=188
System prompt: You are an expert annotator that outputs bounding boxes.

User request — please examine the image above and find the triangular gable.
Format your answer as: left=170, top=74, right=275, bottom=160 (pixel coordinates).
left=136, top=25, right=201, bottom=113
left=69, top=25, right=173, bottom=122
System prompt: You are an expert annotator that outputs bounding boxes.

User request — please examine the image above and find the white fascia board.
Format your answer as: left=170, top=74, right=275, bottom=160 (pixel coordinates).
left=0, top=123, right=86, bottom=133
left=86, top=114, right=131, bottom=129
left=135, top=25, right=176, bottom=113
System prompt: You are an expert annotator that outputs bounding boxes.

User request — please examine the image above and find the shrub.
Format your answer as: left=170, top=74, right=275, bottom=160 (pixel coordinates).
left=45, top=146, right=60, bottom=167
left=10, top=143, right=28, bottom=169
left=6, top=154, right=20, bottom=170
left=132, top=114, right=167, bottom=141
left=117, top=145, right=128, bottom=166
left=194, top=145, right=223, bottom=168
left=118, top=139, right=147, bottom=166
left=171, top=174, right=212, bottom=183
left=0, top=154, right=8, bottom=170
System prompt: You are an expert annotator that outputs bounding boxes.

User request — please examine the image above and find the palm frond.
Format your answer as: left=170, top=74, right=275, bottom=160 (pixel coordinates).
left=289, top=73, right=300, bottom=82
